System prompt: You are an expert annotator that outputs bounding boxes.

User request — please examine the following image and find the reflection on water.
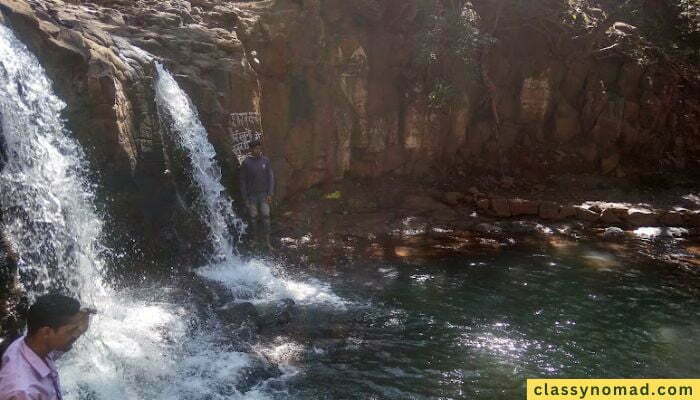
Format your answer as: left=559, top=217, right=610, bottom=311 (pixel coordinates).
left=580, top=250, right=620, bottom=270
left=282, top=248, right=700, bottom=399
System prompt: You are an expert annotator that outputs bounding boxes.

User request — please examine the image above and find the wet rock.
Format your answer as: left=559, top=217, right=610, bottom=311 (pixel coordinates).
left=600, top=208, right=623, bottom=224
left=685, top=211, right=700, bottom=227
left=626, top=207, right=658, bottom=227
left=559, top=205, right=577, bottom=219
left=539, top=201, right=561, bottom=220
left=665, top=227, right=689, bottom=238
left=502, top=221, right=540, bottom=234
left=236, top=357, right=282, bottom=394
left=575, top=206, right=600, bottom=222
left=477, top=198, right=490, bottom=211
left=490, top=198, right=511, bottom=217
left=509, top=198, right=540, bottom=216
left=444, top=192, right=465, bottom=206
left=474, top=223, right=503, bottom=235
left=260, top=298, right=297, bottom=327
left=217, top=302, right=260, bottom=326
left=403, top=195, right=449, bottom=212
left=660, top=211, right=685, bottom=226
left=602, top=227, right=625, bottom=241
left=431, top=208, right=459, bottom=223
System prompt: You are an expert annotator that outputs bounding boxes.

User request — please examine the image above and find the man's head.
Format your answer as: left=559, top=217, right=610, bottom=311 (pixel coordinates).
left=27, top=294, right=85, bottom=352
left=250, top=140, right=263, bottom=158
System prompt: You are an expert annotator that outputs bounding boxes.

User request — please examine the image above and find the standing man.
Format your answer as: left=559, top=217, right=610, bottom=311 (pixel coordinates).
left=239, top=140, right=275, bottom=250
left=0, top=294, right=95, bottom=400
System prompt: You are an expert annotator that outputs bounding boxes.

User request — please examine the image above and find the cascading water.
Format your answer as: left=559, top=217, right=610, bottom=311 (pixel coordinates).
left=153, top=65, right=343, bottom=305
left=154, top=63, right=244, bottom=264
left=0, top=25, right=273, bottom=399
left=0, top=28, right=104, bottom=300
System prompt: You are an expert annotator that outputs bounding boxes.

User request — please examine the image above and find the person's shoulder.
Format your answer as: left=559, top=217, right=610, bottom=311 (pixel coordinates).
left=0, top=345, right=36, bottom=383
left=0, top=387, right=40, bottom=400
left=0, top=367, right=39, bottom=400
left=0, top=355, right=35, bottom=381
left=0, top=388, right=35, bottom=400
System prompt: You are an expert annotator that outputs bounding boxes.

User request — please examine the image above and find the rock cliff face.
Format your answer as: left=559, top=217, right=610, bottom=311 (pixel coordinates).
left=235, top=0, right=699, bottom=198
left=0, top=0, right=259, bottom=263
left=0, top=0, right=698, bottom=261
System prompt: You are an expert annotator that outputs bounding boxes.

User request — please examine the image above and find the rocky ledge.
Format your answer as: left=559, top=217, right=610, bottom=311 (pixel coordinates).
left=272, top=173, right=700, bottom=268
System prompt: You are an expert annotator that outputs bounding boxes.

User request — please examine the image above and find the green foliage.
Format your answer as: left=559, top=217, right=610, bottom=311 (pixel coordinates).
left=576, top=0, right=699, bottom=62
left=415, top=1, right=492, bottom=108
left=427, top=79, right=457, bottom=109
left=323, top=191, right=342, bottom=200
left=416, top=1, right=487, bottom=72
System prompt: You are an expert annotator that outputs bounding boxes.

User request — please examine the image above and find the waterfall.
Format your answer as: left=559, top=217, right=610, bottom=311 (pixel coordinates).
left=0, top=25, right=271, bottom=400
left=0, top=27, right=106, bottom=302
left=154, top=63, right=245, bottom=265
left=153, top=65, right=345, bottom=306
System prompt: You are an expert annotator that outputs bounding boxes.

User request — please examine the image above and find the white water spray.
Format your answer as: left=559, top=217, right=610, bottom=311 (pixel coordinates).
left=154, top=63, right=245, bottom=264
left=0, top=26, right=269, bottom=400
left=153, top=65, right=345, bottom=306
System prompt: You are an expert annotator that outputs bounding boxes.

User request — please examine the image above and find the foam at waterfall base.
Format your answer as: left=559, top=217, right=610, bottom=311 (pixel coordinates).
left=196, top=258, right=347, bottom=308
left=59, top=291, right=274, bottom=400
left=0, top=26, right=279, bottom=399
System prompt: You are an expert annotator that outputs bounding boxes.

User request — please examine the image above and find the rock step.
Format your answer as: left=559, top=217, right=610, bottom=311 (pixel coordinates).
left=448, top=193, right=700, bottom=227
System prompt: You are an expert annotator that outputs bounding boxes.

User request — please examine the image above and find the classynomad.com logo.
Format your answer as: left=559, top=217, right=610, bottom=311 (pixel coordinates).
left=527, top=379, right=700, bottom=400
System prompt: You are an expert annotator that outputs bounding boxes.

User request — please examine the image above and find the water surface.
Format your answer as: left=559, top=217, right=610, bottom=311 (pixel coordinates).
left=278, top=247, right=700, bottom=399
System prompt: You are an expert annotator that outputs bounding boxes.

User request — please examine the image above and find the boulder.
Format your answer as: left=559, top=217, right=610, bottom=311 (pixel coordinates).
left=509, top=198, right=540, bottom=216
left=431, top=208, right=459, bottom=223
left=475, top=223, right=503, bottom=235
left=685, top=211, right=700, bottom=227
left=600, top=208, right=622, bottom=224
left=575, top=206, right=600, bottom=222
left=602, top=227, right=625, bottom=241
left=444, top=192, right=465, bottom=206
left=259, top=298, right=297, bottom=327
left=502, top=220, right=540, bottom=234
left=477, top=198, right=490, bottom=210
left=626, top=208, right=659, bottom=227
left=660, top=211, right=685, bottom=226
left=490, top=198, right=511, bottom=217
left=539, top=201, right=561, bottom=220
left=217, top=302, right=260, bottom=326
left=403, top=195, right=449, bottom=212
left=559, top=205, right=577, bottom=219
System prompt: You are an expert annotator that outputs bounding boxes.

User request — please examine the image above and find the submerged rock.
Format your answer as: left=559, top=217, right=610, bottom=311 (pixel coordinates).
left=626, top=208, right=659, bottom=227
left=474, top=223, right=503, bottom=235
left=218, top=302, right=260, bottom=326
left=235, top=356, right=282, bottom=394
left=509, top=198, right=540, bottom=216
left=602, top=227, right=625, bottom=241
left=259, top=298, right=297, bottom=328
left=539, top=201, right=562, bottom=220
left=490, top=198, right=511, bottom=217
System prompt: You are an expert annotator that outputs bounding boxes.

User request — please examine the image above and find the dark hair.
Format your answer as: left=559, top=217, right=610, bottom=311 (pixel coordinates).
left=26, top=294, right=81, bottom=335
left=250, top=140, right=262, bottom=148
